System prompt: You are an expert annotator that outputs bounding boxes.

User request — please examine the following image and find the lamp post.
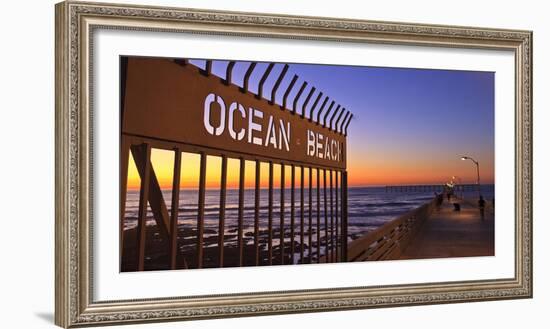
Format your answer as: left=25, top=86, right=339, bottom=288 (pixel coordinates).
left=461, top=156, right=481, bottom=197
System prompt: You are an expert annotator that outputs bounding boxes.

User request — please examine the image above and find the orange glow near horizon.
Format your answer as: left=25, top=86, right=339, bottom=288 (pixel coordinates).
left=126, top=148, right=494, bottom=190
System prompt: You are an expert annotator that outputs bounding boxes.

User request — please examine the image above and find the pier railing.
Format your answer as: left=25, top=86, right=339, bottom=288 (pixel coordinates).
left=385, top=184, right=478, bottom=193
left=347, top=198, right=437, bottom=261
left=120, top=57, right=353, bottom=271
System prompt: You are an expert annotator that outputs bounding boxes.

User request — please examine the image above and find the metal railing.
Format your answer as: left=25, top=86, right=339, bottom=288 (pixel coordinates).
left=347, top=198, right=437, bottom=261
left=120, top=57, right=353, bottom=271
left=120, top=136, right=348, bottom=270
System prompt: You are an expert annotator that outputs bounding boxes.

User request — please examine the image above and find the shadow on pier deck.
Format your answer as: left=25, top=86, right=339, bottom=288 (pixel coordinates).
left=347, top=197, right=494, bottom=262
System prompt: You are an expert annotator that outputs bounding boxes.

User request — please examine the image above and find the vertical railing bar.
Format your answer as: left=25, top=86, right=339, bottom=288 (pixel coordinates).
left=339, top=111, right=350, bottom=134
left=335, top=171, right=339, bottom=262
left=238, top=157, right=245, bottom=266
left=344, top=114, right=354, bottom=136
left=136, top=143, right=151, bottom=271
left=205, top=60, right=212, bottom=75
left=322, top=101, right=335, bottom=128
left=342, top=171, right=348, bottom=262
left=340, top=171, right=343, bottom=261
left=241, top=62, right=257, bottom=93
left=290, top=164, right=296, bottom=264
left=316, top=168, right=321, bottom=263
left=300, top=165, right=305, bottom=263
left=323, top=169, right=329, bottom=263
left=280, top=163, right=286, bottom=265
left=218, top=155, right=227, bottom=267
left=169, top=148, right=182, bottom=270
left=270, top=64, right=289, bottom=105
left=268, top=161, right=274, bottom=265
left=119, top=137, right=130, bottom=266
left=309, top=91, right=323, bottom=122
left=329, top=105, right=342, bottom=131
left=256, top=63, right=275, bottom=99
left=334, top=107, right=346, bottom=132
left=316, top=96, right=329, bottom=125
left=308, top=167, right=313, bottom=263
left=282, top=75, right=299, bottom=111
left=224, top=61, right=236, bottom=85
left=301, top=87, right=316, bottom=119
left=329, top=170, right=334, bottom=262
left=254, top=160, right=261, bottom=266
left=196, top=152, right=207, bottom=269
left=292, top=81, right=308, bottom=115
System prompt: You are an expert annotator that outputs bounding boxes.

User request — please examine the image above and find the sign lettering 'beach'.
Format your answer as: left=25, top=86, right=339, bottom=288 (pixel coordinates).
left=123, top=57, right=346, bottom=168
left=203, top=93, right=343, bottom=163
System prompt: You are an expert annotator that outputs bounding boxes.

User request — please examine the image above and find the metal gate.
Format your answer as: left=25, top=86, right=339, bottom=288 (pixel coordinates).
left=120, top=57, right=353, bottom=271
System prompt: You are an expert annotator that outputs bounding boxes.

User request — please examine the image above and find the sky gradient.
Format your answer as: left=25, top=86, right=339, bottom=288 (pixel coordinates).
left=125, top=58, right=495, bottom=189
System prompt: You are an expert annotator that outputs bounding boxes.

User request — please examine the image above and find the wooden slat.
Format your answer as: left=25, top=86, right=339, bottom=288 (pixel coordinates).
left=254, top=160, right=261, bottom=266
left=136, top=143, right=151, bottom=271
left=268, top=161, right=274, bottom=265
left=238, top=157, right=245, bottom=266
left=280, top=164, right=285, bottom=265
left=169, top=149, right=182, bottom=270
left=323, top=169, right=328, bottom=263
left=218, top=155, right=227, bottom=267
left=300, top=166, right=305, bottom=263
left=290, top=164, right=296, bottom=264
left=196, top=152, right=207, bottom=269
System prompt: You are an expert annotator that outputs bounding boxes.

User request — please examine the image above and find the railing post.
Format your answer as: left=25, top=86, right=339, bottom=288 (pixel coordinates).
left=280, top=164, right=286, bottom=265
left=136, top=143, right=152, bottom=271
left=238, top=157, right=245, bottom=266
left=268, top=161, right=274, bottom=265
left=169, top=149, right=182, bottom=270
left=341, top=171, right=348, bottom=262
left=218, top=155, right=227, bottom=267
left=196, top=152, right=207, bottom=269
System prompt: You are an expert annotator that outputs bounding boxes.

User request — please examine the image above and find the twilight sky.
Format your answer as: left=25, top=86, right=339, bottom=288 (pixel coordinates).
left=126, top=58, right=495, bottom=188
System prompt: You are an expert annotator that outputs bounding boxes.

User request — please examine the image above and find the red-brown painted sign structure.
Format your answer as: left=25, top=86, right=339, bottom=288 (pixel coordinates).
left=120, top=57, right=354, bottom=271
left=123, top=57, right=350, bottom=169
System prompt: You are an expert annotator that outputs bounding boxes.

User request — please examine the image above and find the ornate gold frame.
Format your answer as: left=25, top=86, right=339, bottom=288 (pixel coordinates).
left=55, top=1, right=532, bottom=327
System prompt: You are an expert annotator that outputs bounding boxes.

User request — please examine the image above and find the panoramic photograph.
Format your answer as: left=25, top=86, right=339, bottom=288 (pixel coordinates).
left=119, top=56, right=495, bottom=272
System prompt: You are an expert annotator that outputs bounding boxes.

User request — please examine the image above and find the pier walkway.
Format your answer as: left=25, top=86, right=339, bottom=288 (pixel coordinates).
left=399, top=197, right=494, bottom=259
left=346, top=197, right=494, bottom=262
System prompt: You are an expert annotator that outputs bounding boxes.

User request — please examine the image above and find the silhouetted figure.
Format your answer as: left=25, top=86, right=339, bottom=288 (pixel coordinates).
left=435, top=192, right=443, bottom=211
left=478, top=195, right=486, bottom=220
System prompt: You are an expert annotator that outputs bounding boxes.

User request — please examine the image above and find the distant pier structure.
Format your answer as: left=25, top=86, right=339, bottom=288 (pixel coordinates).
left=385, top=184, right=478, bottom=193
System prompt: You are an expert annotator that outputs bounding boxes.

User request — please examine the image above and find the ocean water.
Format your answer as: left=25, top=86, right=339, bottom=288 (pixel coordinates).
left=122, top=184, right=495, bottom=247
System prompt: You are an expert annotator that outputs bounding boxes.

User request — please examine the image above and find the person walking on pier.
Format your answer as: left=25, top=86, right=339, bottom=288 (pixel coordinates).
left=478, top=195, right=486, bottom=220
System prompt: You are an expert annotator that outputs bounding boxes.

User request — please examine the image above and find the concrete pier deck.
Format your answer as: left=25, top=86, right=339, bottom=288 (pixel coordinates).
left=399, top=197, right=494, bottom=259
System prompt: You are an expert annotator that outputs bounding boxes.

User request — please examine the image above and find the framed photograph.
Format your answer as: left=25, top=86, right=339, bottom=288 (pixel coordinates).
left=55, top=1, right=532, bottom=327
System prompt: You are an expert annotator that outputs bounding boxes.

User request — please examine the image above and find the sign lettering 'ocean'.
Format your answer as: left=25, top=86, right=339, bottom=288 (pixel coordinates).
left=123, top=57, right=348, bottom=169
left=203, top=93, right=343, bottom=162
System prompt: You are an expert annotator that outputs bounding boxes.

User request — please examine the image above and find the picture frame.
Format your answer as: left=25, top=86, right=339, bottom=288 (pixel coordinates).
left=55, top=1, right=532, bottom=327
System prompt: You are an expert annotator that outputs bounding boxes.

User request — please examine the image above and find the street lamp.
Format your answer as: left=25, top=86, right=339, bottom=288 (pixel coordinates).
left=461, top=156, right=481, bottom=197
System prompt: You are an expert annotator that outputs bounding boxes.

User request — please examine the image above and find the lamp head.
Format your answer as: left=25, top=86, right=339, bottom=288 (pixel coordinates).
left=461, top=156, right=468, bottom=161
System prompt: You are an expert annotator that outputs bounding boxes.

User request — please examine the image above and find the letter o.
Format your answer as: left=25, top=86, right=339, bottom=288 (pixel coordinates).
left=203, top=93, right=226, bottom=136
